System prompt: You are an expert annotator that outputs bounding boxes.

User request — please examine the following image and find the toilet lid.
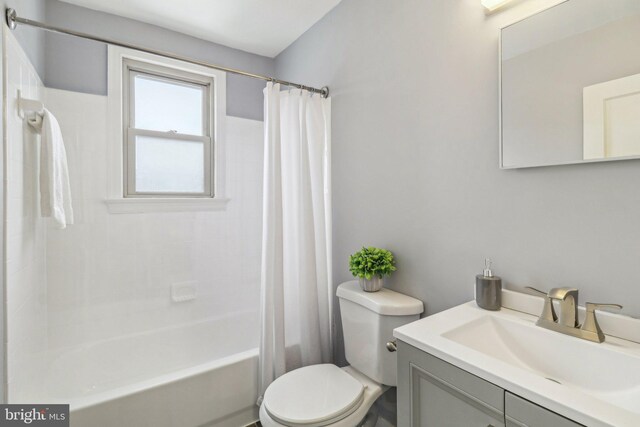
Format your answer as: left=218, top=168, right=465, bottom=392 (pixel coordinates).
left=263, top=364, right=365, bottom=426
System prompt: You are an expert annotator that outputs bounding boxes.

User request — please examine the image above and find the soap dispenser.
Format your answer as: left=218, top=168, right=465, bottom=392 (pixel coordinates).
left=476, top=258, right=501, bottom=311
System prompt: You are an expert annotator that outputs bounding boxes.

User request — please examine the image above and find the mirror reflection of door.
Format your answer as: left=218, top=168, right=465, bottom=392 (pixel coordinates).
left=583, top=73, right=640, bottom=160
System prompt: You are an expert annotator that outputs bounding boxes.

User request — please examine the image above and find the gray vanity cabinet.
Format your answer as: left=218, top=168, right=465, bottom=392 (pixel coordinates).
left=505, top=393, right=582, bottom=427
left=397, top=341, right=584, bottom=427
left=397, top=341, right=505, bottom=427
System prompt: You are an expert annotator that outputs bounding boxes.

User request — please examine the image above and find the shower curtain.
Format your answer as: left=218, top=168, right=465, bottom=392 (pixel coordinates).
left=258, top=82, right=332, bottom=403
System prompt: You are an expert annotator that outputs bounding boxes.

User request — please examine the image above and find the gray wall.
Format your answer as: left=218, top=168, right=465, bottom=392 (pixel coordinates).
left=275, top=0, right=640, bottom=345
left=40, top=0, right=273, bottom=121
left=4, top=0, right=46, bottom=75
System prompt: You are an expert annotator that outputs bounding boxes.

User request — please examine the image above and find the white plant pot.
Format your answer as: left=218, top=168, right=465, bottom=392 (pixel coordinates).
left=359, top=276, right=384, bottom=292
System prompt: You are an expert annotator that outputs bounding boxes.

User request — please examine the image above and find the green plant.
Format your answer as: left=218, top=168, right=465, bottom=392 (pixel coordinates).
left=349, top=247, right=397, bottom=280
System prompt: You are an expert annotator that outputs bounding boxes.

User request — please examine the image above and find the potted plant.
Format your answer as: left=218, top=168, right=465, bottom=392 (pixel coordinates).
left=349, top=247, right=397, bottom=292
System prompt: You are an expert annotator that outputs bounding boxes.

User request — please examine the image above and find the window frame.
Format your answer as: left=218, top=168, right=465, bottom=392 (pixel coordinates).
left=106, top=46, right=228, bottom=213
left=123, top=60, right=214, bottom=198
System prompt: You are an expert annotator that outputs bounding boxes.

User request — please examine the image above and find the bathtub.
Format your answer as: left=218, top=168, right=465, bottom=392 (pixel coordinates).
left=20, top=312, right=260, bottom=427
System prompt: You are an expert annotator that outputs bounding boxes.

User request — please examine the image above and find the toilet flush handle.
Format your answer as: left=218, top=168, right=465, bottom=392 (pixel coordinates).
left=386, top=340, right=397, bottom=352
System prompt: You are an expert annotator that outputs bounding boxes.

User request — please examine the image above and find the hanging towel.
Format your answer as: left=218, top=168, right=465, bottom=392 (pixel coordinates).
left=40, top=109, right=74, bottom=229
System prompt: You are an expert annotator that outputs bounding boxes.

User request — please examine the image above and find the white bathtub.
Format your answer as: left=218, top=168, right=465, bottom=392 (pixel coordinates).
left=27, top=312, right=260, bottom=427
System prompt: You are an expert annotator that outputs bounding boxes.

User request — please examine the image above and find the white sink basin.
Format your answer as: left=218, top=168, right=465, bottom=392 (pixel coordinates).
left=443, top=315, right=640, bottom=414
left=394, top=296, right=640, bottom=427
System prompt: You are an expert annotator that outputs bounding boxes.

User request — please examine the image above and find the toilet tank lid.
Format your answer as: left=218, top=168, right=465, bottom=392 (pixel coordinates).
left=337, top=281, right=424, bottom=316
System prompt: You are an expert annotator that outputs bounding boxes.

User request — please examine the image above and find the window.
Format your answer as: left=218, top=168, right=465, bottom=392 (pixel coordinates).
left=106, top=46, right=227, bottom=213
left=123, top=60, right=214, bottom=197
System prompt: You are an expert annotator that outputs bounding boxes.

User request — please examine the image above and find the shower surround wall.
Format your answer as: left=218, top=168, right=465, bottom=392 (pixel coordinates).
left=1, top=0, right=273, bottom=408
left=3, top=30, right=47, bottom=401
left=0, top=0, right=47, bottom=403
left=42, top=87, right=263, bottom=350
left=4, top=28, right=264, bottom=413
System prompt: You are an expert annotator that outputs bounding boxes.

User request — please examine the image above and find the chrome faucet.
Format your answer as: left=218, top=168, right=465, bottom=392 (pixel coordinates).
left=525, top=286, right=622, bottom=343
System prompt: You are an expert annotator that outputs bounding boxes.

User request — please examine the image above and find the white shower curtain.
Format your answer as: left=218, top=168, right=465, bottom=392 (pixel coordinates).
left=258, top=82, right=332, bottom=403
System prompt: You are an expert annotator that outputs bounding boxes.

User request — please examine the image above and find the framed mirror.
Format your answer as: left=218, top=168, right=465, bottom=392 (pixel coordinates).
left=500, top=0, right=640, bottom=169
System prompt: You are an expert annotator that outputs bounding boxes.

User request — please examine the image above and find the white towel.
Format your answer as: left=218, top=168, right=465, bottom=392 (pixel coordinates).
left=40, top=109, right=74, bottom=229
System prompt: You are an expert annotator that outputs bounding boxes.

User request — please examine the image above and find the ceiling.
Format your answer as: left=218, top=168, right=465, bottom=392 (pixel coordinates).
left=59, top=0, right=343, bottom=57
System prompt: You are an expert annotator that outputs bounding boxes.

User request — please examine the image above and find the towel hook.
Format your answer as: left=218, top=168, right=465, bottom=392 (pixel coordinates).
left=17, top=90, right=44, bottom=131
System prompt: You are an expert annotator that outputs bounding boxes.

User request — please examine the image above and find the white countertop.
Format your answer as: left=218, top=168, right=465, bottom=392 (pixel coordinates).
left=393, top=293, right=640, bottom=427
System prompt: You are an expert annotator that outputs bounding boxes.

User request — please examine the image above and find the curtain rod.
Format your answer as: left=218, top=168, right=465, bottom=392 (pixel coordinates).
left=5, top=8, right=329, bottom=98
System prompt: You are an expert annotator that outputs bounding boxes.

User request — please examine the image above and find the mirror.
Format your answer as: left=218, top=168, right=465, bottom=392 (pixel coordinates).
left=500, top=0, right=640, bottom=169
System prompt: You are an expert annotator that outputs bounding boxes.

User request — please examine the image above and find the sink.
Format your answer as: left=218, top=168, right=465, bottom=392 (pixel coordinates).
left=443, top=315, right=640, bottom=414
left=393, top=295, right=640, bottom=427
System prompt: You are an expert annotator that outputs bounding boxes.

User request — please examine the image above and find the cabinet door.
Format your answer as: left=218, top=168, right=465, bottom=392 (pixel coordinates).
left=397, top=341, right=505, bottom=427
left=505, top=393, right=584, bottom=427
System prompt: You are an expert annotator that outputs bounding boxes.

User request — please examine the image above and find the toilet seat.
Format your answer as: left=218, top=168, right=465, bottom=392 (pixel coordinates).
left=263, top=364, right=366, bottom=426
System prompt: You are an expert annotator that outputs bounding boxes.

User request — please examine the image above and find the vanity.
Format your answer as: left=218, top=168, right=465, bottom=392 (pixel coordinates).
left=396, top=341, right=579, bottom=427
left=393, top=290, right=640, bottom=427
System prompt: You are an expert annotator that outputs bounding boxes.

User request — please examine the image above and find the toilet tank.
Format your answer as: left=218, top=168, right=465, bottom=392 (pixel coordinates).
left=337, top=281, right=424, bottom=386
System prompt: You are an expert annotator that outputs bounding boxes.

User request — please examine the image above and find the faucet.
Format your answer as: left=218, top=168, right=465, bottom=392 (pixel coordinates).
left=525, top=286, right=622, bottom=343
left=547, top=287, right=579, bottom=328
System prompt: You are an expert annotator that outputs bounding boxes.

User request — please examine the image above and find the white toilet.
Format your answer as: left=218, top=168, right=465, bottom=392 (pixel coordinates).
left=259, top=280, right=424, bottom=427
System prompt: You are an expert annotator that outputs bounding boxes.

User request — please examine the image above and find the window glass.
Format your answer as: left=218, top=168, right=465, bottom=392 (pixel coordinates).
left=135, top=136, right=205, bottom=194
left=134, top=73, right=205, bottom=135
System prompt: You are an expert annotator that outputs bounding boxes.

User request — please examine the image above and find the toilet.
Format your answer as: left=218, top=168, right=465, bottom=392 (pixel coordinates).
left=259, top=280, right=424, bottom=427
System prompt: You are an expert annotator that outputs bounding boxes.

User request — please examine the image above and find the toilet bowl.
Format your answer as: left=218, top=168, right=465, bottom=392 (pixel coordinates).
left=259, top=281, right=424, bottom=427
left=259, top=365, right=387, bottom=427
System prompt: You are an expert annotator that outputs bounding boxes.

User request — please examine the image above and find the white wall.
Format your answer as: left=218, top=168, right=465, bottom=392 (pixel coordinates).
left=275, top=0, right=640, bottom=346
left=4, top=30, right=47, bottom=401
left=1, top=0, right=49, bottom=404
left=42, top=88, right=263, bottom=351
left=4, top=75, right=263, bottom=401
left=3, top=2, right=266, bottom=402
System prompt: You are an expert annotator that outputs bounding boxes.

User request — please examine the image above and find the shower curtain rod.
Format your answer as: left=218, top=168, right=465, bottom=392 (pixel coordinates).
left=5, top=8, right=329, bottom=98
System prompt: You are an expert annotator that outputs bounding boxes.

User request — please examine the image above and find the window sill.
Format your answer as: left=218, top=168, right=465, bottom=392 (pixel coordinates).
left=104, top=197, right=230, bottom=214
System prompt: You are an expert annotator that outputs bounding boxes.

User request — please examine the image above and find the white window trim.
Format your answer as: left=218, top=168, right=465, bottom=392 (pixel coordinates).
left=105, top=45, right=229, bottom=213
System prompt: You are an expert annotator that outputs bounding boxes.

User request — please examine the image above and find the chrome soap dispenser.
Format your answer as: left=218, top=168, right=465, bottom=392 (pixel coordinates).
left=476, top=258, right=501, bottom=311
